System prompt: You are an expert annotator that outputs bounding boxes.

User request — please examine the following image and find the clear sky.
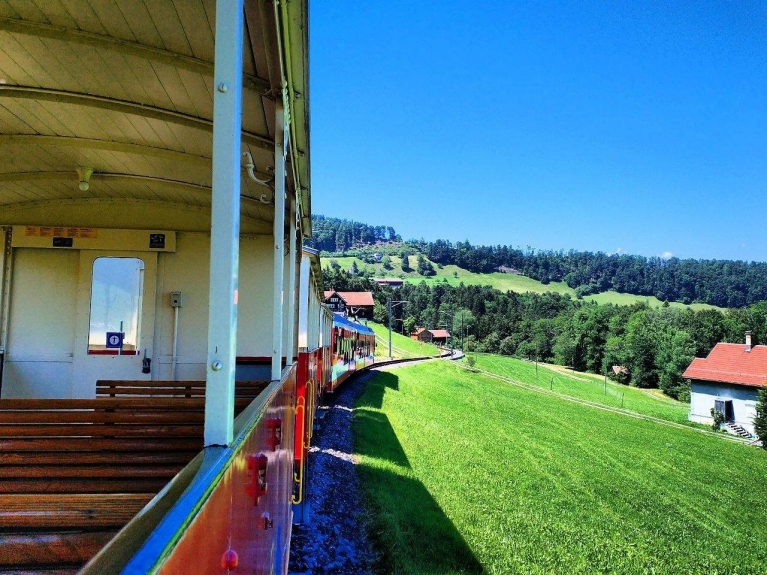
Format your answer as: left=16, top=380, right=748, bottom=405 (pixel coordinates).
left=309, top=1, right=766, bottom=261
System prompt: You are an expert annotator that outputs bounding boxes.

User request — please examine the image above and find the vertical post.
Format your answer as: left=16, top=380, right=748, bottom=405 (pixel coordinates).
left=285, top=201, right=298, bottom=364
left=272, top=101, right=286, bottom=382
left=205, top=0, right=243, bottom=447
left=388, top=297, right=392, bottom=360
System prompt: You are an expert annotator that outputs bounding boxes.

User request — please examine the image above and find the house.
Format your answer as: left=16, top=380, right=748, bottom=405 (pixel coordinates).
left=411, top=328, right=451, bottom=345
left=373, top=278, right=404, bottom=288
left=323, top=290, right=375, bottom=319
left=411, top=327, right=428, bottom=341
left=429, top=329, right=451, bottom=346
left=683, top=332, right=764, bottom=436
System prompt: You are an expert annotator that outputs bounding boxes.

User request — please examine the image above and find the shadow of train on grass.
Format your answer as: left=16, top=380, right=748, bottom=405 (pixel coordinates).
left=354, top=371, right=484, bottom=575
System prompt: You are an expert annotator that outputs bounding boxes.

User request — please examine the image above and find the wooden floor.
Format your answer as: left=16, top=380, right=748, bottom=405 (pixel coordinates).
left=0, top=381, right=268, bottom=574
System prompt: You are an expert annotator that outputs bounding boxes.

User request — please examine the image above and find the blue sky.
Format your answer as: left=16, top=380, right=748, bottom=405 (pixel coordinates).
left=309, top=1, right=766, bottom=261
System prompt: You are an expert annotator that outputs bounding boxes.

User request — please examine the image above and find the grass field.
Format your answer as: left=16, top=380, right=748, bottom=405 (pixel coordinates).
left=353, top=360, right=767, bottom=575
left=366, top=321, right=441, bottom=359
left=325, top=256, right=720, bottom=310
left=470, top=354, right=692, bottom=425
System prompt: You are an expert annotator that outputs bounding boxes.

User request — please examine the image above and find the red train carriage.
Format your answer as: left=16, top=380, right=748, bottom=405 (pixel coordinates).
left=328, top=313, right=376, bottom=392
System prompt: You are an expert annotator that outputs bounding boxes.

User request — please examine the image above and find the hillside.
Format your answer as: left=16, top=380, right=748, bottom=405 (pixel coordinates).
left=327, top=255, right=721, bottom=311
left=313, top=214, right=767, bottom=308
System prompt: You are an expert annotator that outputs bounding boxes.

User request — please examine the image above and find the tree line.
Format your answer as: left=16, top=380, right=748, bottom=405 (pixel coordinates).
left=420, top=239, right=767, bottom=308
left=311, top=215, right=767, bottom=308
left=308, top=215, right=400, bottom=253
left=322, top=266, right=767, bottom=402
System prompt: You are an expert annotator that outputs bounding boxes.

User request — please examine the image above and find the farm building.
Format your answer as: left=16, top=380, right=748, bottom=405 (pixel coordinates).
left=373, top=277, right=403, bottom=288
left=323, top=290, right=375, bottom=319
left=411, top=327, right=428, bottom=341
left=683, top=332, right=764, bottom=437
left=411, top=328, right=451, bottom=345
left=429, top=329, right=451, bottom=345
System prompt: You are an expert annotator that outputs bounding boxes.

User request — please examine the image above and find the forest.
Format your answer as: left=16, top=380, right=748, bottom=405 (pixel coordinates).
left=322, top=265, right=767, bottom=402
left=310, top=215, right=767, bottom=308
left=308, top=215, right=400, bottom=253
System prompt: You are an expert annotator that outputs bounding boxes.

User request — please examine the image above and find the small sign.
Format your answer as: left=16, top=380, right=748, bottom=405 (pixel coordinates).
left=149, top=233, right=166, bottom=249
left=26, top=226, right=98, bottom=239
left=52, top=237, right=74, bottom=248
left=106, top=332, right=124, bottom=349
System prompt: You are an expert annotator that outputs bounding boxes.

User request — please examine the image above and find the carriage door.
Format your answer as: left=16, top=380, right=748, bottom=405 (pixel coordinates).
left=72, top=251, right=157, bottom=396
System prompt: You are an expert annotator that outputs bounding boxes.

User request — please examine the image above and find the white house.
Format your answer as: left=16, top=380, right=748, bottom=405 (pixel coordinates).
left=684, top=332, right=764, bottom=437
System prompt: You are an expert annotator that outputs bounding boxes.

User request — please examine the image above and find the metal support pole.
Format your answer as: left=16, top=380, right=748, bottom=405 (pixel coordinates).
left=388, top=297, right=392, bottom=360
left=204, top=0, right=243, bottom=447
left=271, top=101, right=286, bottom=382
left=285, top=200, right=297, bottom=364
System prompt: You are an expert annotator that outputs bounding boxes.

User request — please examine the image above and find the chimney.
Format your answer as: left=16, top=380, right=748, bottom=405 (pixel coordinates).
left=745, top=331, right=752, bottom=352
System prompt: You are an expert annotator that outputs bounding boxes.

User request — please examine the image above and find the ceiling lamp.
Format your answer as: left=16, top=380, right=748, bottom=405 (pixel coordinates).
left=76, top=167, right=93, bottom=191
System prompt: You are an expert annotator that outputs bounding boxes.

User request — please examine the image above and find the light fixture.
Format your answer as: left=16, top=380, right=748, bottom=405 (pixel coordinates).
left=77, top=167, right=93, bottom=191
left=242, top=151, right=275, bottom=204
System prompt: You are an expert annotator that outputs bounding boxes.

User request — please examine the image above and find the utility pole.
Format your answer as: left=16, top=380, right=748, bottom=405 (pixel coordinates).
left=439, top=310, right=455, bottom=357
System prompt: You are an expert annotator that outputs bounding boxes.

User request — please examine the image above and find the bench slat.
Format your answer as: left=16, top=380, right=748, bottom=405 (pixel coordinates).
left=0, top=437, right=203, bottom=452
left=96, top=379, right=269, bottom=387
left=0, top=494, right=153, bottom=529
left=0, top=451, right=195, bottom=466
left=0, top=478, right=169, bottom=494
left=0, top=464, right=184, bottom=479
left=0, top=398, right=206, bottom=410
left=0, top=424, right=202, bottom=437
left=0, top=531, right=117, bottom=567
left=0, top=411, right=205, bottom=424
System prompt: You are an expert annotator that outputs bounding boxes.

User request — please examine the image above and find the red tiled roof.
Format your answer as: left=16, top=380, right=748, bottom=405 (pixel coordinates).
left=429, top=329, right=451, bottom=339
left=335, top=291, right=374, bottom=307
left=412, top=328, right=426, bottom=335
left=683, top=343, right=767, bottom=388
left=324, top=290, right=335, bottom=299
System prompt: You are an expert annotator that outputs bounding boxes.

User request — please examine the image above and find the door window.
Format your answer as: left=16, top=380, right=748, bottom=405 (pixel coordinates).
left=87, top=257, right=145, bottom=354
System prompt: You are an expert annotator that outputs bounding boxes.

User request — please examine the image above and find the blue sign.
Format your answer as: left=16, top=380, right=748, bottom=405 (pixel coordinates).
left=106, top=332, right=124, bottom=349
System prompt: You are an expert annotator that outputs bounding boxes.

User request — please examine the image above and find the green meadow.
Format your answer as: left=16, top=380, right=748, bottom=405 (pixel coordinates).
left=367, top=321, right=441, bottom=359
left=353, top=360, right=767, bottom=575
left=471, top=354, right=692, bottom=426
left=326, top=256, right=720, bottom=310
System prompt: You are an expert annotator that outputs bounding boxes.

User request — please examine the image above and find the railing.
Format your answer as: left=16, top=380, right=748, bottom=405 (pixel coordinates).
left=82, top=364, right=297, bottom=575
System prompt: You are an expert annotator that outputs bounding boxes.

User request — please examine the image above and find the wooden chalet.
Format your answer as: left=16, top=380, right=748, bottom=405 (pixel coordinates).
left=323, top=290, right=375, bottom=319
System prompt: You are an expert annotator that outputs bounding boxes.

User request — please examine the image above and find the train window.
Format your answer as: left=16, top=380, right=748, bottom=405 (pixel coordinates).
left=87, top=257, right=145, bottom=354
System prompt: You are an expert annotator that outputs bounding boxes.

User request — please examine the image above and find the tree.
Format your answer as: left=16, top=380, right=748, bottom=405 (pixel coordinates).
left=373, top=302, right=388, bottom=325
left=656, top=329, right=695, bottom=401
left=754, top=388, right=767, bottom=449
left=417, top=254, right=436, bottom=276
left=381, top=255, right=393, bottom=270
left=401, top=254, right=411, bottom=272
left=403, top=316, right=416, bottom=336
left=350, top=261, right=359, bottom=275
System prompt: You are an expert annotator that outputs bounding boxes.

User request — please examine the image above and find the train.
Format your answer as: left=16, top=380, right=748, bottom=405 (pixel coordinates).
left=0, top=1, right=379, bottom=573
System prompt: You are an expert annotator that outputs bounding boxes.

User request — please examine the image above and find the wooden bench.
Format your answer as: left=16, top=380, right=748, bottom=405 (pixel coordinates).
left=0, top=380, right=270, bottom=572
left=96, top=379, right=270, bottom=398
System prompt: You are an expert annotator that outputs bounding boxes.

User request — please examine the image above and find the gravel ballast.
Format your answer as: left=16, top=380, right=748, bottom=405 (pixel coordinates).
left=288, top=369, right=379, bottom=575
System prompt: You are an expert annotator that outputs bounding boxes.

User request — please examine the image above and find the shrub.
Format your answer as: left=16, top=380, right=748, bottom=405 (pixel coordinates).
left=465, top=355, right=477, bottom=370
left=754, top=388, right=767, bottom=450
left=710, top=408, right=725, bottom=431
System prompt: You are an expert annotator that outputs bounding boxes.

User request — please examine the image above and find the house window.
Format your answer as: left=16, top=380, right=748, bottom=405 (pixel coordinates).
left=88, top=257, right=144, bottom=354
